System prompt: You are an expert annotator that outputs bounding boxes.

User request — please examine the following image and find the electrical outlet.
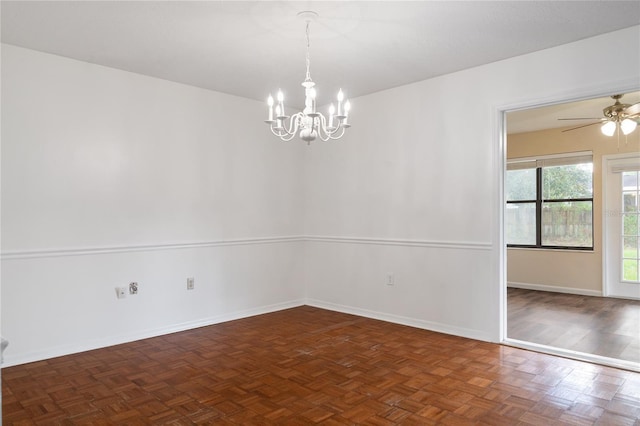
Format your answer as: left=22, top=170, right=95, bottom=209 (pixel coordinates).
left=187, top=277, right=195, bottom=290
left=115, top=287, right=127, bottom=299
left=129, top=282, right=138, bottom=295
left=386, top=273, right=395, bottom=286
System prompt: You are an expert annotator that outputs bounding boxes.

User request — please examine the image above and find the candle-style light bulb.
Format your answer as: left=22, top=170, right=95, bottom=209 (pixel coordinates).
left=267, top=95, right=274, bottom=121
left=343, top=100, right=351, bottom=125
left=329, top=103, right=335, bottom=128
left=337, top=89, right=344, bottom=116
left=277, top=90, right=284, bottom=117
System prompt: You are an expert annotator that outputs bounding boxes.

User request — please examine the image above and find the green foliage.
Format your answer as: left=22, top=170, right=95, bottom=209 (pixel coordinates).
left=623, top=259, right=638, bottom=281
left=506, top=169, right=536, bottom=201
left=542, top=164, right=592, bottom=200
left=506, top=163, right=593, bottom=203
left=624, top=214, right=638, bottom=236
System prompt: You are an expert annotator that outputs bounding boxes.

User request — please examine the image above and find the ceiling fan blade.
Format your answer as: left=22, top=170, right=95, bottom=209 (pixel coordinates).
left=624, top=102, right=640, bottom=116
left=557, top=117, right=603, bottom=121
left=561, top=121, right=603, bottom=132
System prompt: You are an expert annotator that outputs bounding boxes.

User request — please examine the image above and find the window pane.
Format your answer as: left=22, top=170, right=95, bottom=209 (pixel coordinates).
left=623, top=259, right=638, bottom=281
left=542, top=201, right=592, bottom=247
left=624, top=214, right=638, bottom=236
left=506, top=203, right=536, bottom=245
left=623, top=171, right=638, bottom=191
left=506, top=169, right=536, bottom=201
left=623, top=236, right=638, bottom=259
left=542, top=163, right=593, bottom=200
left=623, top=192, right=638, bottom=213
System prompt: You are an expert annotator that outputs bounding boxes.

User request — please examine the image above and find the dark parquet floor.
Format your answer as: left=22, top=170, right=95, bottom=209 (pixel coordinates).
left=3, top=306, right=640, bottom=425
left=507, top=288, right=640, bottom=364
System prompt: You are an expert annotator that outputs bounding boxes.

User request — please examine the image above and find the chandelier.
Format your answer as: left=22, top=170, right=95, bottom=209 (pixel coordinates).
left=264, top=11, right=351, bottom=144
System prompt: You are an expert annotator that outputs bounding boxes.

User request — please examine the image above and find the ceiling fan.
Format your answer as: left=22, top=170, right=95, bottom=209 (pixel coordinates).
left=559, top=94, right=640, bottom=136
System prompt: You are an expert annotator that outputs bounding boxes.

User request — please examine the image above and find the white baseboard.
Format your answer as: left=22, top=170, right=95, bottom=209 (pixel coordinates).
left=3, top=298, right=497, bottom=367
left=1, top=299, right=305, bottom=368
left=504, top=338, right=639, bottom=373
left=507, top=281, right=602, bottom=297
left=306, top=299, right=494, bottom=343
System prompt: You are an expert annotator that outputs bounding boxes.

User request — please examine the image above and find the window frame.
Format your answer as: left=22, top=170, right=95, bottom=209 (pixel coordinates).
left=506, top=153, right=594, bottom=251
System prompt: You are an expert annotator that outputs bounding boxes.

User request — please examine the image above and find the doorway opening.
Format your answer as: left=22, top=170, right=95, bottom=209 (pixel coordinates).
left=502, top=91, right=640, bottom=372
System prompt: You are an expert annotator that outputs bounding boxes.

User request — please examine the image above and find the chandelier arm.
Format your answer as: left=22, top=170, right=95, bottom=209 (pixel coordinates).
left=327, top=126, right=347, bottom=140
left=270, top=123, right=290, bottom=137
left=280, top=131, right=298, bottom=142
left=271, top=125, right=297, bottom=141
left=315, top=114, right=330, bottom=141
left=270, top=126, right=288, bottom=138
left=288, top=112, right=304, bottom=137
left=326, top=115, right=348, bottom=139
left=273, top=113, right=304, bottom=141
left=271, top=113, right=299, bottom=137
left=318, top=131, right=331, bottom=143
left=314, top=114, right=343, bottom=141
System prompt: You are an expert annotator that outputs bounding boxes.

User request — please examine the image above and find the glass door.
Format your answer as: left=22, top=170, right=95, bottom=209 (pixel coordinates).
left=604, top=154, right=640, bottom=299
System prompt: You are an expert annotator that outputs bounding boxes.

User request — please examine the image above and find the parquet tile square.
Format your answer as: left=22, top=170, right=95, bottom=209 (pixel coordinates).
left=3, top=306, right=640, bottom=424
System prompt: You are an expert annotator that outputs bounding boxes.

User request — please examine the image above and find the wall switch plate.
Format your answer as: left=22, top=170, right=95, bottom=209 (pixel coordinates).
left=129, top=282, right=138, bottom=295
left=115, top=287, right=127, bottom=299
left=187, top=277, right=195, bottom=290
left=386, top=273, right=395, bottom=286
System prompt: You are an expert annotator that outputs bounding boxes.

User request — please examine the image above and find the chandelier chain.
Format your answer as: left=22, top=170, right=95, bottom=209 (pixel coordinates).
left=304, top=20, right=312, bottom=82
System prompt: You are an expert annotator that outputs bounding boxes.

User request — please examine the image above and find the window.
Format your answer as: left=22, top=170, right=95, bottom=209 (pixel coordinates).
left=506, top=153, right=593, bottom=250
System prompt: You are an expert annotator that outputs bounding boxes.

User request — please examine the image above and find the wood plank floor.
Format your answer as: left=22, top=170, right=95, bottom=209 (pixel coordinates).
left=3, top=306, right=640, bottom=425
left=507, top=288, right=640, bottom=364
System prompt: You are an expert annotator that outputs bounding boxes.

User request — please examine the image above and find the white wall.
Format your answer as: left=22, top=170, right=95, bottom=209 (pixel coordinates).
left=2, top=25, right=639, bottom=366
left=303, top=25, right=640, bottom=342
left=1, top=45, right=306, bottom=366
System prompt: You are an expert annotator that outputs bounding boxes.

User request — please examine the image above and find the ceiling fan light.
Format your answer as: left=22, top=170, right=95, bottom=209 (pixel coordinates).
left=601, top=121, right=617, bottom=136
left=620, top=118, right=637, bottom=135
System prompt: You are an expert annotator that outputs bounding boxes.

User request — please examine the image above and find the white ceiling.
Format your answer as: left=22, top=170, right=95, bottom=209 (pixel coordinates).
left=2, top=1, right=639, bottom=115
